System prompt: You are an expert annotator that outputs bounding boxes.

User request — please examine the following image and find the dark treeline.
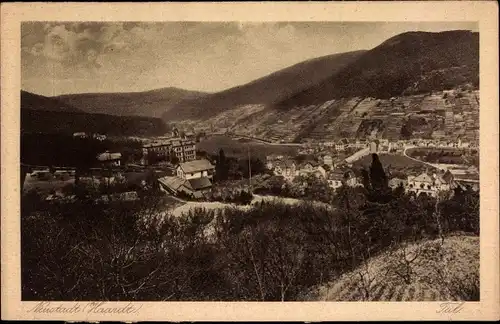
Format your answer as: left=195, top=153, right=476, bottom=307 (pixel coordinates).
left=21, top=109, right=166, bottom=137
left=21, top=133, right=143, bottom=168
left=213, top=149, right=268, bottom=181
left=21, top=154, right=479, bottom=301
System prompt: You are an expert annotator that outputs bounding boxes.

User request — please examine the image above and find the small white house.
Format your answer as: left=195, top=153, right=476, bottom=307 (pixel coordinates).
left=73, top=132, right=88, bottom=138
left=273, top=160, right=297, bottom=181
left=97, top=152, right=122, bottom=167
left=176, top=159, right=215, bottom=180
left=323, top=155, right=333, bottom=167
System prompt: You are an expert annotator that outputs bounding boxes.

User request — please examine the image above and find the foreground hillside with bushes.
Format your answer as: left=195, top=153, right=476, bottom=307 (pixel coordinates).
left=21, top=154, right=479, bottom=301
left=304, top=234, right=479, bottom=301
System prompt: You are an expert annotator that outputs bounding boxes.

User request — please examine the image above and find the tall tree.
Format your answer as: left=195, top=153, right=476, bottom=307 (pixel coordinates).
left=169, top=149, right=179, bottom=165
left=360, top=169, right=371, bottom=191
left=216, top=149, right=228, bottom=181
left=369, top=154, right=388, bottom=193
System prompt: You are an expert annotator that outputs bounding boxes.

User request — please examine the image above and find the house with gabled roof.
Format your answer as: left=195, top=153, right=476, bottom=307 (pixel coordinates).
left=322, top=154, right=334, bottom=167
left=406, top=170, right=454, bottom=197
left=97, top=151, right=122, bottom=167
left=158, top=175, right=213, bottom=199
left=273, top=160, right=297, bottom=181
left=327, top=170, right=344, bottom=190
left=343, top=169, right=359, bottom=187
left=156, top=158, right=216, bottom=199
left=335, top=138, right=349, bottom=151
left=176, top=159, right=215, bottom=180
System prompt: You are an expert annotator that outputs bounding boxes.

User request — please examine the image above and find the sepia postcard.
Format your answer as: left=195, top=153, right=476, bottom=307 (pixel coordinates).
left=1, top=1, right=499, bottom=321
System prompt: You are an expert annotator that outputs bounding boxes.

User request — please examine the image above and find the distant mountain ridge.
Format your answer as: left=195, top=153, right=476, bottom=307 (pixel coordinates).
left=55, top=87, right=208, bottom=118
left=164, top=30, right=479, bottom=144
left=163, top=50, right=367, bottom=120
left=21, top=90, right=83, bottom=112
left=275, top=30, right=479, bottom=109
left=23, top=30, right=479, bottom=142
left=21, top=91, right=167, bottom=136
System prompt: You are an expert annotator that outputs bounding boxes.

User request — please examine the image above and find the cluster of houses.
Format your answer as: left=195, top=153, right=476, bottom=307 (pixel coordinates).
left=299, top=137, right=478, bottom=156
left=266, top=155, right=361, bottom=191
left=29, top=126, right=480, bottom=204
left=266, top=153, right=477, bottom=196
left=402, top=167, right=478, bottom=196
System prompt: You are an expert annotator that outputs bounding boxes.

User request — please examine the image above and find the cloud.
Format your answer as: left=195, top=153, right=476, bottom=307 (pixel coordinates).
left=22, top=22, right=309, bottom=95
left=22, top=21, right=478, bottom=96
left=29, top=23, right=141, bottom=67
left=232, top=22, right=298, bottom=53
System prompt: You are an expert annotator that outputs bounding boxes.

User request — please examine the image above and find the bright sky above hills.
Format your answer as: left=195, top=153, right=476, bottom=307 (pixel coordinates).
left=21, top=21, right=478, bottom=96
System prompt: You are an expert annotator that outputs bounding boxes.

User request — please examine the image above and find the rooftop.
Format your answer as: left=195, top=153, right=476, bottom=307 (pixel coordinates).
left=143, top=138, right=195, bottom=148
left=158, top=176, right=186, bottom=191
left=158, top=175, right=212, bottom=192
left=97, top=152, right=122, bottom=161
left=186, top=177, right=212, bottom=191
left=275, top=160, right=296, bottom=168
left=178, top=159, right=215, bottom=173
left=412, top=172, right=434, bottom=183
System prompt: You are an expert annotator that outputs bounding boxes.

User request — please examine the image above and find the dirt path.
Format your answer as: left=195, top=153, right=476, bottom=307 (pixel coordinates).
left=168, top=194, right=331, bottom=217
left=403, top=146, right=442, bottom=170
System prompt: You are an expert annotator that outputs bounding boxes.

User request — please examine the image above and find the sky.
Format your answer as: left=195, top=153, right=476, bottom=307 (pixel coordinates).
left=21, top=21, right=478, bottom=96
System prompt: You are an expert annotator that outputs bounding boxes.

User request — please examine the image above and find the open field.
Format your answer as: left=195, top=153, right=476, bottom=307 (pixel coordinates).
left=405, top=147, right=473, bottom=165
left=197, top=135, right=299, bottom=159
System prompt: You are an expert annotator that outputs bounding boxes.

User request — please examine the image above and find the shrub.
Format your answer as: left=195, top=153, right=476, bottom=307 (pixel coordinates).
left=22, top=153, right=480, bottom=301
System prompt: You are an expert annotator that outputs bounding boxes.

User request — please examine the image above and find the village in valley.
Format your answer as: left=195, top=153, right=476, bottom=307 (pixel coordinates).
left=20, top=22, right=481, bottom=302
left=26, top=85, right=479, bottom=208
left=23, top=96, right=480, bottom=207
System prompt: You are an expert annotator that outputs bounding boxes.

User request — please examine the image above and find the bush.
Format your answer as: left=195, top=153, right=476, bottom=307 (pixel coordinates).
left=209, top=190, right=253, bottom=205
left=22, top=154, right=480, bottom=301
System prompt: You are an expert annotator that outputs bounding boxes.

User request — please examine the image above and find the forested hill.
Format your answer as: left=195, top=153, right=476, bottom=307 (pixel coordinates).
left=162, top=50, right=366, bottom=120
left=275, top=30, right=479, bottom=109
left=21, top=90, right=82, bottom=112
left=21, top=91, right=167, bottom=136
left=55, top=87, right=208, bottom=118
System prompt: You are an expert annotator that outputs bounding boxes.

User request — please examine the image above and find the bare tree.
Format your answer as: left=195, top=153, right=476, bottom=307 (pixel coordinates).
left=434, top=190, right=451, bottom=245
left=385, top=239, right=425, bottom=285
left=353, top=248, right=378, bottom=301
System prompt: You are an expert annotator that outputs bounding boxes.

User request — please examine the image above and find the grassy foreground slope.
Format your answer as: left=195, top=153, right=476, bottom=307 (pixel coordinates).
left=305, top=234, right=479, bottom=301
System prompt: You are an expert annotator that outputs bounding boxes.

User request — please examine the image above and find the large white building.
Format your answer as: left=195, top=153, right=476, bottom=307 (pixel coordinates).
left=141, top=138, right=196, bottom=165
left=405, top=171, right=454, bottom=197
